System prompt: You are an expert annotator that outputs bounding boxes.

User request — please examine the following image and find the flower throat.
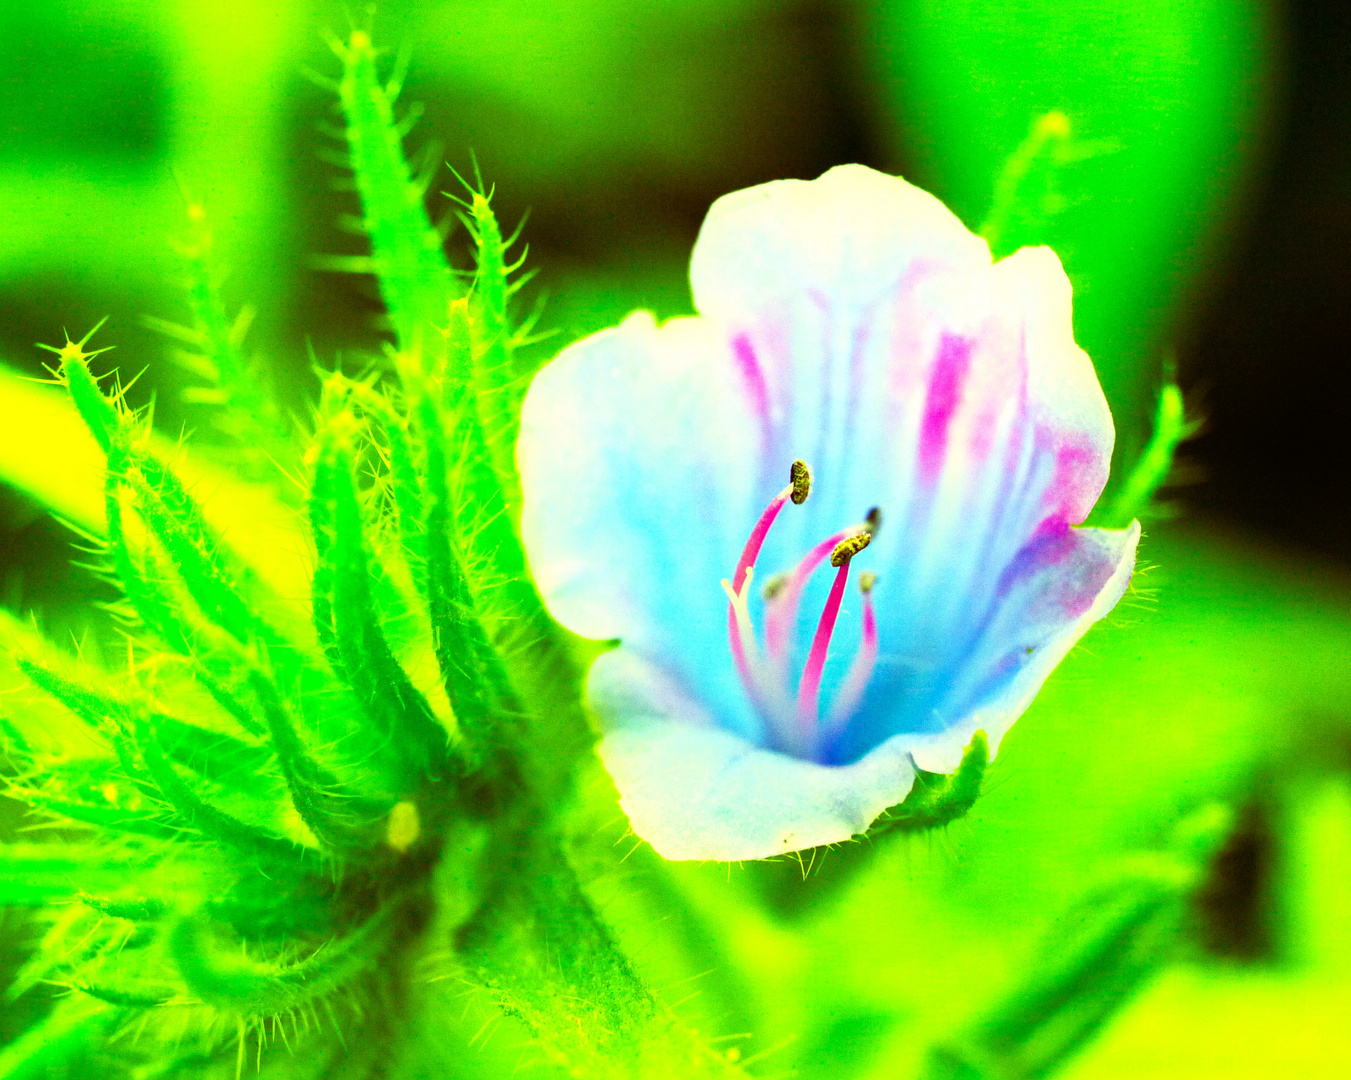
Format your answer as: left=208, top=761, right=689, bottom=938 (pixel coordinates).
left=722, top=460, right=879, bottom=760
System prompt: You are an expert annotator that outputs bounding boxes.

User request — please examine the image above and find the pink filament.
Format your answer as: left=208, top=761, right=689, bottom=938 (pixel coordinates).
left=727, top=483, right=793, bottom=696
left=732, top=484, right=793, bottom=593
left=820, top=586, right=877, bottom=749
left=797, top=559, right=853, bottom=740
left=764, top=528, right=856, bottom=671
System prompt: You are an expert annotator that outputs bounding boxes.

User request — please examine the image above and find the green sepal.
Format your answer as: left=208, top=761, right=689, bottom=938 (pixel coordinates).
left=462, top=189, right=520, bottom=492
left=0, top=845, right=149, bottom=907
left=162, top=197, right=286, bottom=456
left=978, top=110, right=1096, bottom=260
left=103, top=467, right=270, bottom=737
left=67, top=982, right=175, bottom=1009
left=0, top=998, right=112, bottom=1080
left=343, top=376, right=428, bottom=573
left=14, top=657, right=152, bottom=789
left=77, top=892, right=169, bottom=922
left=118, top=450, right=259, bottom=646
left=154, top=713, right=274, bottom=790
left=104, top=444, right=190, bottom=651
left=412, top=385, right=520, bottom=772
left=872, top=730, right=990, bottom=836
left=6, top=787, right=180, bottom=841
left=53, top=337, right=120, bottom=454
left=746, top=732, right=990, bottom=917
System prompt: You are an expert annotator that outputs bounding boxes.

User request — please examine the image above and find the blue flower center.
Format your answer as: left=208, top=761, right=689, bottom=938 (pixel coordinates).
left=722, top=460, right=879, bottom=760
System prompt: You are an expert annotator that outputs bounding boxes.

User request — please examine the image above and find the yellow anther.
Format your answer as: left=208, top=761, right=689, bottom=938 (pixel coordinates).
left=790, top=459, right=812, bottom=504
left=859, top=571, right=877, bottom=594
left=830, top=531, right=872, bottom=567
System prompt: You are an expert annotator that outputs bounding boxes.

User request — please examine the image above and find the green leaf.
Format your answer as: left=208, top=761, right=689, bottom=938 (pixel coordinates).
left=1102, top=380, right=1196, bottom=528
left=168, top=904, right=391, bottom=1014
left=0, top=845, right=147, bottom=907
left=335, top=30, right=457, bottom=355
left=134, top=714, right=309, bottom=867
left=310, top=420, right=454, bottom=785
left=248, top=668, right=386, bottom=851
left=921, top=804, right=1234, bottom=1080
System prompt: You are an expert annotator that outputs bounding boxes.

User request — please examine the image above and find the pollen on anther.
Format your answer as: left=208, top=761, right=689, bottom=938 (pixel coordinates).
left=830, top=532, right=872, bottom=567
left=790, top=459, right=812, bottom=504
left=859, top=571, right=877, bottom=593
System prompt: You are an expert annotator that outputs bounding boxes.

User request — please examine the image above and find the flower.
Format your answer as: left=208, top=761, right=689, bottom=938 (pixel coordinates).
left=517, top=165, right=1140, bottom=861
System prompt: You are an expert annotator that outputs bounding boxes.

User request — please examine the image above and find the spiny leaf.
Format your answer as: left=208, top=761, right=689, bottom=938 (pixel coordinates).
left=335, top=29, right=457, bottom=355
left=411, top=373, right=521, bottom=773
left=310, top=421, right=453, bottom=785
left=249, top=669, right=384, bottom=851
left=155, top=714, right=275, bottom=790
left=7, top=788, right=180, bottom=841
left=462, top=187, right=526, bottom=496
left=134, top=715, right=309, bottom=867
left=14, top=657, right=150, bottom=788
left=341, top=377, right=427, bottom=573
left=169, top=904, right=391, bottom=1014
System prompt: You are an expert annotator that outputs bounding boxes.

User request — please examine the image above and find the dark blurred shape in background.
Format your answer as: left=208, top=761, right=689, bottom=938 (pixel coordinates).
left=1182, top=0, right=1351, bottom=556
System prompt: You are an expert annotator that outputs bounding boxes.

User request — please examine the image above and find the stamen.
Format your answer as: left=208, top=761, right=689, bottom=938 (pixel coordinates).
left=820, top=573, right=878, bottom=749
left=763, top=513, right=878, bottom=673
left=727, top=460, right=811, bottom=709
left=830, top=531, right=872, bottom=567
left=790, top=459, right=812, bottom=504
left=763, top=527, right=857, bottom=671
left=730, top=458, right=811, bottom=593
left=796, top=557, right=855, bottom=742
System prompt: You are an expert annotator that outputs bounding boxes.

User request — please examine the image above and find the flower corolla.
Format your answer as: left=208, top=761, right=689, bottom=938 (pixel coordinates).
left=518, top=165, right=1139, bottom=861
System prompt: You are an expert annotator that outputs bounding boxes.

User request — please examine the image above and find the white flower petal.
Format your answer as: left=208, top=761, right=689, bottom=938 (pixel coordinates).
left=591, top=649, right=917, bottom=861
left=517, top=310, right=768, bottom=741
left=691, top=163, right=990, bottom=320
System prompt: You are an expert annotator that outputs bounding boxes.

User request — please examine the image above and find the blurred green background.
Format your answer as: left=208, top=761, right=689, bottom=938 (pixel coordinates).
left=2, top=1, right=1349, bottom=1076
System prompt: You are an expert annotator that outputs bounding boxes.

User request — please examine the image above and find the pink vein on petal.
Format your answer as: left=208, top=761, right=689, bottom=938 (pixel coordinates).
left=730, top=332, right=772, bottom=437
left=918, top=333, right=974, bottom=481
